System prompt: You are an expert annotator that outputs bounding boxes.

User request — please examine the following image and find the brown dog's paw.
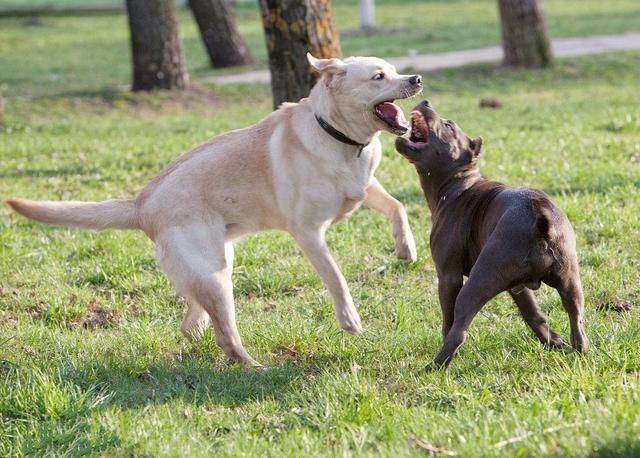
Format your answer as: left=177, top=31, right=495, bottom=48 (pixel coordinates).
left=571, top=334, right=589, bottom=353
left=424, top=361, right=447, bottom=372
left=545, top=340, right=572, bottom=352
left=542, top=333, right=570, bottom=351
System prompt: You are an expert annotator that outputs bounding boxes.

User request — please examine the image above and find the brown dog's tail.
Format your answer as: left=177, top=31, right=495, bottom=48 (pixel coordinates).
left=6, top=198, right=139, bottom=230
left=532, top=197, right=555, bottom=240
left=535, top=212, right=550, bottom=238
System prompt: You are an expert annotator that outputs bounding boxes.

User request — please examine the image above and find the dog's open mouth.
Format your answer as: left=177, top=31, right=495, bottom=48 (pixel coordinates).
left=375, top=102, right=409, bottom=135
left=409, top=110, right=429, bottom=144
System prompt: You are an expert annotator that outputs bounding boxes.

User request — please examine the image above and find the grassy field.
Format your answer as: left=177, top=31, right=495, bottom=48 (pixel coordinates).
left=1, top=0, right=640, bottom=97
left=1, top=1, right=640, bottom=456
left=1, top=49, right=639, bottom=456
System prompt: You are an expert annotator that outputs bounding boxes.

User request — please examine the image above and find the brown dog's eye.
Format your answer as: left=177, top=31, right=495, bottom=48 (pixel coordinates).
left=444, top=121, right=454, bottom=132
left=372, top=72, right=385, bottom=80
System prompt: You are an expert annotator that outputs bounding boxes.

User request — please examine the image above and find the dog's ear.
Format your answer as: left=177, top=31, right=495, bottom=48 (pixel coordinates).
left=469, top=136, right=483, bottom=158
left=307, top=53, right=346, bottom=75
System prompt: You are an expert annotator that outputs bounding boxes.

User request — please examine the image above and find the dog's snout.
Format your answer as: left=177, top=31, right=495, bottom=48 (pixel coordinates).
left=422, top=100, right=431, bottom=107
left=409, top=75, right=422, bottom=86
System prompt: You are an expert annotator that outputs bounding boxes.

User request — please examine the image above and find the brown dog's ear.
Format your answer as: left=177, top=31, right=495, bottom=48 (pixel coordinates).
left=307, top=53, right=346, bottom=75
left=469, top=136, right=483, bottom=158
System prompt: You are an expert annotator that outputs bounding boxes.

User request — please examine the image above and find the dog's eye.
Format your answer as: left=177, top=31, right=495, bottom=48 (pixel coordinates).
left=444, top=121, right=454, bottom=132
left=372, top=72, right=385, bottom=80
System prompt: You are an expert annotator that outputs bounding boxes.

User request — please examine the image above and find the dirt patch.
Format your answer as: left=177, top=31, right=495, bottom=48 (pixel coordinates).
left=275, top=343, right=300, bottom=362
left=0, top=311, right=18, bottom=327
left=597, top=301, right=634, bottom=313
left=262, top=301, right=277, bottom=312
left=283, top=286, right=305, bottom=297
left=479, top=97, right=503, bottom=109
left=26, top=301, right=46, bottom=319
left=24, top=83, right=226, bottom=117
left=79, top=302, right=123, bottom=329
left=117, top=84, right=223, bottom=111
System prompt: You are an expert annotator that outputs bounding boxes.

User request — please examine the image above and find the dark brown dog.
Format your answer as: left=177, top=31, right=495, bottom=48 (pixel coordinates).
left=395, top=100, right=588, bottom=369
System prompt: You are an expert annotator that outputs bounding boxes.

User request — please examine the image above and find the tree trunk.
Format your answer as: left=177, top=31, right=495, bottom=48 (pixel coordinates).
left=125, top=0, right=189, bottom=91
left=188, top=0, right=254, bottom=68
left=498, top=0, right=553, bottom=68
left=258, top=0, right=342, bottom=109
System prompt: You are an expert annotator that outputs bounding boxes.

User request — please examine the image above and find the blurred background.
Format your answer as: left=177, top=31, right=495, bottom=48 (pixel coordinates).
left=1, top=0, right=639, bottom=101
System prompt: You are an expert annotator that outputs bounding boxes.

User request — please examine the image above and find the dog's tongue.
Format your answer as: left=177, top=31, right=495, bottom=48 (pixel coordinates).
left=375, top=102, right=409, bottom=135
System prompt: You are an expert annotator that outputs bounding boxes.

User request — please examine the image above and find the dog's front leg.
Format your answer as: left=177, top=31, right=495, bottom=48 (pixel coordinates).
left=290, top=224, right=363, bottom=333
left=364, top=177, right=417, bottom=262
left=437, top=273, right=463, bottom=339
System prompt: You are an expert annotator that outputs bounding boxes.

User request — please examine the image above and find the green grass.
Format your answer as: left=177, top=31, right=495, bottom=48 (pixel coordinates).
left=1, top=45, right=639, bottom=455
left=1, top=0, right=640, bottom=453
left=0, top=0, right=120, bottom=9
left=1, top=0, right=640, bottom=97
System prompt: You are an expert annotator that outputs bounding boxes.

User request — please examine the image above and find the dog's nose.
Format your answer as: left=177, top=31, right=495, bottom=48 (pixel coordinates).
left=422, top=100, right=431, bottom=107
left=409, top=75, right=422, bottom=86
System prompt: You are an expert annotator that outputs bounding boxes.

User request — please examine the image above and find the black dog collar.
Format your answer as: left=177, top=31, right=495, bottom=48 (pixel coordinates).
left=314, top=114, right=368, bottom=157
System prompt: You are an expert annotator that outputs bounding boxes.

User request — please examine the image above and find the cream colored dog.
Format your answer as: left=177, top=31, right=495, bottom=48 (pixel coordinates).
left=7, top=54, right=422, bottom=366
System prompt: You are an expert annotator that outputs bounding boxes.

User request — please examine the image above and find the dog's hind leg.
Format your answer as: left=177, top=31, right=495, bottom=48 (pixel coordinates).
left=509, top=289, right=566, bottom=349
left=180, top=242, right=235, bottom=339
left=157, top=226, right=259, bottom=366
left=555, top=274, right=588, bottom=352
left=364, top=177, right=417, bottom=263
left=437, top=273, right=463, bottom=339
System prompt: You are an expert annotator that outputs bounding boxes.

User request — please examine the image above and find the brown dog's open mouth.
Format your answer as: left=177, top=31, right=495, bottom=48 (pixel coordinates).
left=409, top=110, right=429, bottom=144
left=375, top=101, right=409, bottom=135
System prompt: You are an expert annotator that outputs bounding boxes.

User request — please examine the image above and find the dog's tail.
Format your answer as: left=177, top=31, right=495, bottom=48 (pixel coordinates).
left=535, top=212, right=550, bottom=238
left=6, top=198, right=139, bottom=230
left=531, top=198, right=555, bottom=240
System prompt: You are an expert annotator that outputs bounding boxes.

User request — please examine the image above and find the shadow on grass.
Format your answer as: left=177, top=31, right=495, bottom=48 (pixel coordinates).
left=64, top=348, right=363, bottom=412
left=52, top=86, right=121, bottom=101
left=2, top=350, right=354, bottom=454
left=69, top=353, right=320, bottom=410
left=0, top=166, right=100, bottom=179
left=589, top=439, right=640, bottom=457
left=32, top=84, right=225, bottom=109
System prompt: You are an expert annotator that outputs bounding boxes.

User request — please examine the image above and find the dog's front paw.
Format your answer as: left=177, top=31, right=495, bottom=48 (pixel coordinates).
left=394, top=233, right=417, bottom=263
left=341, top=319, right=363, bottom=334
left=342, top=324, right=363, bottom=334
left=338, top=310, right=363, bottom=334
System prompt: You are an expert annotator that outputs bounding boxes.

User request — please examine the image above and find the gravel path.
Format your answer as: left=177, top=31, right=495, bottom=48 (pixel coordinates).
left=207, top=32, right=640, bottom=85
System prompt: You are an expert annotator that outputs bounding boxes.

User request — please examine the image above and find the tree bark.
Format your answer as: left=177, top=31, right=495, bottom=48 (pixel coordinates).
left=498, top=0, right=553, bottom=68
left=188, top=0, right=254, bottom=68
left=125, top=0, right=189, bottom=91
left=258, top=0, right=342, bottom=108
